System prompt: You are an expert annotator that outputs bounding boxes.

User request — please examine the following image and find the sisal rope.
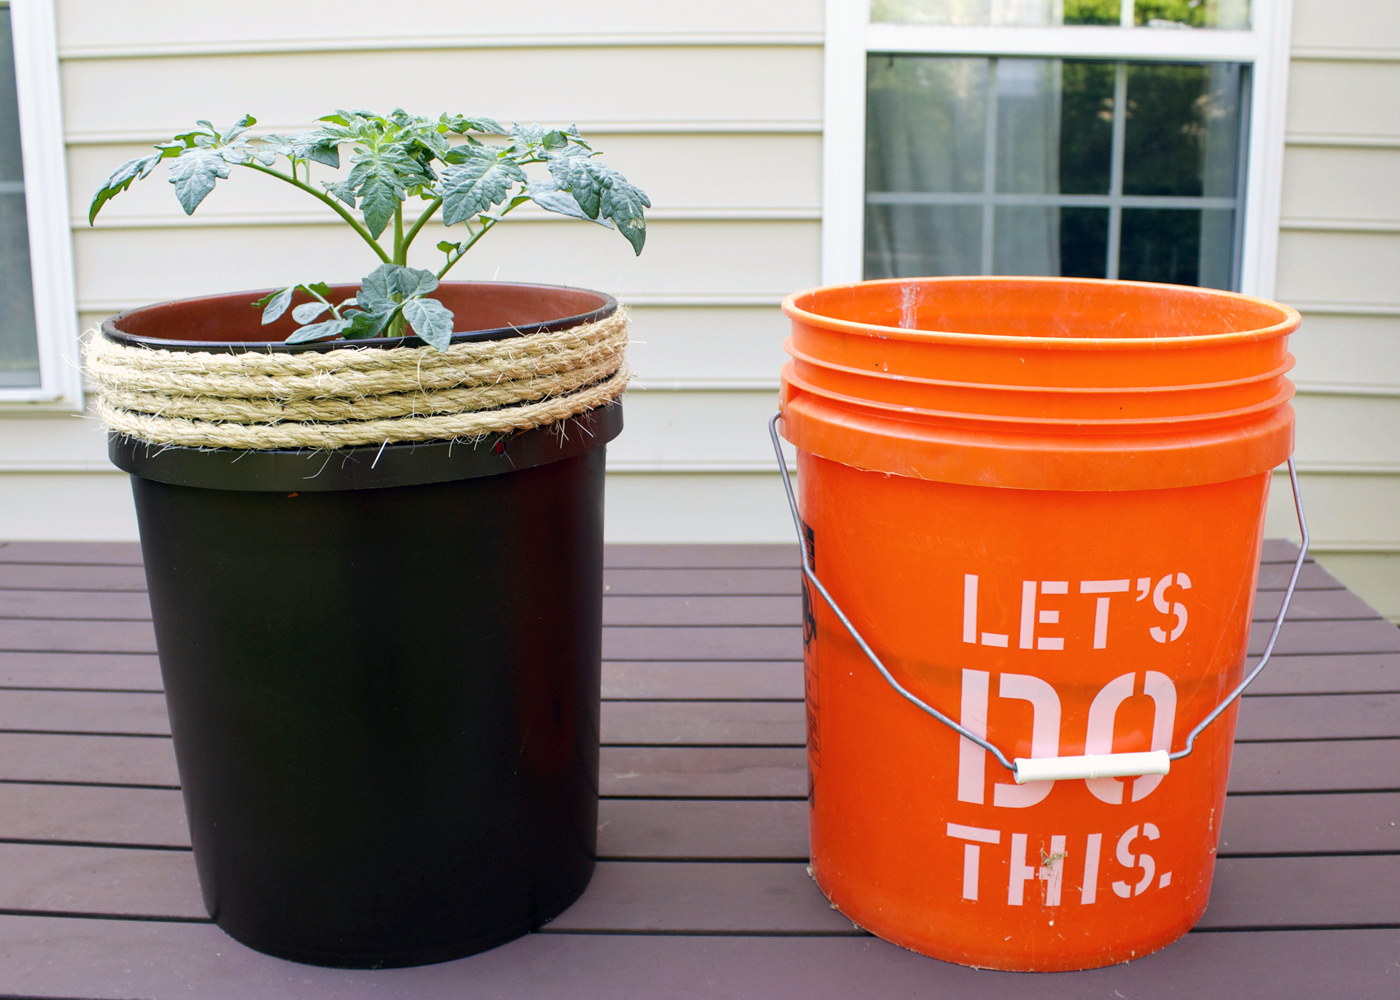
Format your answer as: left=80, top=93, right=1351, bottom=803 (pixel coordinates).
left=86, top=310, right=631, bottom=450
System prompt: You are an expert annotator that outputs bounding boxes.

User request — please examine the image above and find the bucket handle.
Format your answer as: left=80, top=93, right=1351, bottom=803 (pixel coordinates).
left=768, top=412, right=1310, bottom=785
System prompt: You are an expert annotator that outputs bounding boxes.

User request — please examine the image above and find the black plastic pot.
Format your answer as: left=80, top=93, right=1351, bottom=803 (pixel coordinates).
left=104, top=283, right=622, bottom=968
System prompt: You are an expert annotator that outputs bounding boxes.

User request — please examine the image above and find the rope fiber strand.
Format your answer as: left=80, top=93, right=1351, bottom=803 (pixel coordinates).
left=85, top=310, right=631, bottom=451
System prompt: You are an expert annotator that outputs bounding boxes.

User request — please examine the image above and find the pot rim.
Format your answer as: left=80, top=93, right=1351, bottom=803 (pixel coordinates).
left=101, top=280, right=618, bottom=354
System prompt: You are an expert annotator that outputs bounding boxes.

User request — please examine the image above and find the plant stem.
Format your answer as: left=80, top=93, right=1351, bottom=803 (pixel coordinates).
left=402, top=197, right=443, bottom=258
left=436, top=201, right=524, bottom=280
left=393, top=202, right=405, bottom=265
left=244, top=161, right=391, bottom=263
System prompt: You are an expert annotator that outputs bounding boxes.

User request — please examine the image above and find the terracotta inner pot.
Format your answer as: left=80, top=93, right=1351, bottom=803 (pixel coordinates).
left=102, top=282, right=616, bottom=353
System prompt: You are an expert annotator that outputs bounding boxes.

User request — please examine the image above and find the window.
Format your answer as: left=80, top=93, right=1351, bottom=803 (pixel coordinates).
left=0, top=0, right=81, bottom=407
left=822, top=1, right=1292, bottom=297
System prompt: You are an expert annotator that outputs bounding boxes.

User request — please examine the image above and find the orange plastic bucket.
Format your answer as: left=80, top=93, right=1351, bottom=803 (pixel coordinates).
left=777, top=277, right=1301, bottom=972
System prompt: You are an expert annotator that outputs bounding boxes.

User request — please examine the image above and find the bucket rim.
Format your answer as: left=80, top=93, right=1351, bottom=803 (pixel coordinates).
left=784, top=340, right=1297, bottom=396
left=781, top=276, right=1301, bottom=350
left=782, top=364, right=1296, bottom=429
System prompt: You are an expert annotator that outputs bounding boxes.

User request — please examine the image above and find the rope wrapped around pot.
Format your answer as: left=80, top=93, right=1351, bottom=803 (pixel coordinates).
left=85, top=310, right=631, bottom=451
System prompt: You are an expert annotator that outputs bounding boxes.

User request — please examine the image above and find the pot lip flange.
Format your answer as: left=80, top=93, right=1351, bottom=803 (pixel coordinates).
left=109, top=403, right=622, bottom=492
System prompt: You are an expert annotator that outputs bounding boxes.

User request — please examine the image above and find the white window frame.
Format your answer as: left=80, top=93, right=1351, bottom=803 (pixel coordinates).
left=822, top=0, right=1295, bottom=298
left=1, top=0, right=81, bottom=409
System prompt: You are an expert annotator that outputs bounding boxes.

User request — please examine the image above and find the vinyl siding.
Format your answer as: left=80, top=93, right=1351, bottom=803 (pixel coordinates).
left=3, top=0, right=1397, bottom=620
left=0, top=0, right=823, bottom=544
left=1272, top=0, right=1400, bottom=617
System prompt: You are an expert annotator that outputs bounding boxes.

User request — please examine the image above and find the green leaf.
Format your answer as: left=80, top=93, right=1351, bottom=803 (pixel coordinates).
left=306, top=281, right=334, bottom=299
left=346, top=146, right=431, bottom=239
left=291, top=301, right=330, bottom=324
left=437, top=240, right=461, bottom=253
left=527, top=179, right=613, bottom=228
left=285, top=318, right=351, bottom=344
left=442, top=114, right=507, bottom=135
left=546, top=152, right=650, bottom=254
left=440, top=151, right=526, bottom=226
left=265, top=131, right=341, bottom=169
left=259, top=286, right=296, bottom=324
left=343, top=300, right=398, bottom=339
left=395, top=268, right=439, bottom=298
left=220, top=115, right=256, bottom=144
left=359, top=263, right=400, bottom=302
left=402, top=297, right=455, bottom=350
left=167, top=147, right=232, bottom=214
left=88, top=149, right=173, bottom=223
left=323, top=178, right=357, bottom=208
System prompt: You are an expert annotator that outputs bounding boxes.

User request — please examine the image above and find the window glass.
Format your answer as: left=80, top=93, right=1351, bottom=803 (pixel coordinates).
left=864, top=54, right=1248, bottom=289
left=871, top=0, right=1250, bottom=29
left=0, top=6, right=39, bottom=389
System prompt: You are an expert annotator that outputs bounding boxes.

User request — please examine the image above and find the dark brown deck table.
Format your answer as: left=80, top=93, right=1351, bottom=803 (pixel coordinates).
left=0, top=538, right=1397, bottom=998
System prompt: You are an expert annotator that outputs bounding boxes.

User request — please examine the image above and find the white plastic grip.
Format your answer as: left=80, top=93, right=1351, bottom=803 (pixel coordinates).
left=1013, top=750, right=1171, bottom=784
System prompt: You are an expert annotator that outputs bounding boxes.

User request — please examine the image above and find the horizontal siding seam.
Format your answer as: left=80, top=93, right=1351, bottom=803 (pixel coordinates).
left=56, top=33, right=826, bottom=60
left=66, top=122, right=825, bottom=146
left=1280, top=218, right=1400, bottom=234
left=1286, top=134, right=1400, bottom=149
left=77, top=209, right=824, bottom=230
left=1293, top=383, right=1400, bottom=400
left=78, top=295, right=792, bottom=314
left=1289, top=302, right=1400, bottom=317
left=1290, top=47, right=1400, bottom=63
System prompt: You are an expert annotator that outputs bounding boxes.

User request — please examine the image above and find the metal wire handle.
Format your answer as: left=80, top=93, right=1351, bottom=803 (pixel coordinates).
left=769, top=412, right=1311, bottom=783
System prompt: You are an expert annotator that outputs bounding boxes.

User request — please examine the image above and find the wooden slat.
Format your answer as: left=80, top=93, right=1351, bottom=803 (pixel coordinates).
left=0, top=733, right=178, bottom=787
left=600, top=590, right=1380, bottom=627
left=0, top=619, right=158, bottom=654
left=0, top=842, right=203, bottom=919
left=0, top=590, right=153, bottom=621
left=9, top=686, right=1396, bottom=748
left=0, top=690, right=170, bottom=736
left=600, top=562, right=1344, bottom=598
left=1257, top=561, right=1344, bottom=591
left=603, top=662, right=802, bottom=700
left=0, top=563, right=147, bottom=591
left=0, top=783, right=187, bottom=847
left=0, top=542, right=143, bottom=565
left=14, top=772, right=1388, bottom=861
left=598, top=800, right=808, bottom=860
left=1249, top=618, right=1400, bottom=656
left=545, top=861, right=848, bottom=934
left=604, top=626, right=802, bottom=661
left=604, top=595, right=801, bottom=626
left=604, top=545, right=799, bottom=569
left=602, top=701, right=804, bottom=746
left=1252, top=588, right=1383, bottom=621
left=1244, top=653, right=1400, bottom=696
left=0, top=916, right=1389, bottom=1000
left=1259, top=539, right=1302, bottom=563
left=1228, top=740, right=1400, bottom=793
left=1199, top=856, right=1400, bottom=928
left=0, top=734, right=1392, bottom=802
left=604, top=568, right=801, bottom=596
left=600, top=746, right=807, bottom=798
left=1, top=617, right=1389, bottom=661
left=0, top=651, right=163, bottom=691
left=1219, top=793, right=1400, bottom=855
left=548, top=856, right=1400, bottom=934
left=1237, top=694, right=1400, bottom=741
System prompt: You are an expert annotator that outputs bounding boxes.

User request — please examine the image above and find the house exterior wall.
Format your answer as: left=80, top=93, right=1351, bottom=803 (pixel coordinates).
left=1263, top=0, right=1400, bottom=616
left=1, top=0, right=1395, bottom=614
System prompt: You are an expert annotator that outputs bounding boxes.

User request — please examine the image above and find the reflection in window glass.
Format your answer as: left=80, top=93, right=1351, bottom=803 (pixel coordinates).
left=0, top=8, right=39, bottom=389
left=871, top=0, right=1250, bottom=28
left=864, top=55, right=1248, bottom=290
